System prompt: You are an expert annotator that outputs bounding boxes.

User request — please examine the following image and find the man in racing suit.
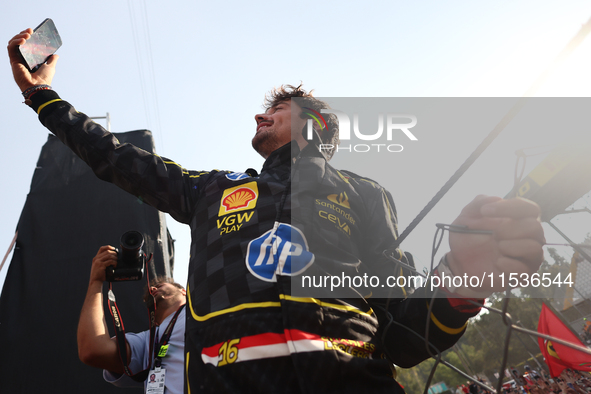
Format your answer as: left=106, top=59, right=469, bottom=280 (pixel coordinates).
left=8, top=29, right=545, bottom=393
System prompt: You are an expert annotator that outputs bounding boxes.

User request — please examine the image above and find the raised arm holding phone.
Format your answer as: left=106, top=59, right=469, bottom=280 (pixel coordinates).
left=8, top=23, right=545, bottom=394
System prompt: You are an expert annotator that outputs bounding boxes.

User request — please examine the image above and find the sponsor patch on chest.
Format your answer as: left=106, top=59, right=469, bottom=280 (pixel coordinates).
left=315, top=192, right=357, bottom=237
left=217, top=181, right=258, bottom=235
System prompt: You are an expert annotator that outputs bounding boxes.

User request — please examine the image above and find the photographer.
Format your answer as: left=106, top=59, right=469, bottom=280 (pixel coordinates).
left=77, top=245, right=186, bottom=394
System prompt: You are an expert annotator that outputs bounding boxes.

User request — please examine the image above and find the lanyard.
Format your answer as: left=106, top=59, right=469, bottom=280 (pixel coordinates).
left=108, top=283, right=156, bottom=382
left=106, top=253, right=158, bottom=383
left=153, top=304, right=185, bottom=368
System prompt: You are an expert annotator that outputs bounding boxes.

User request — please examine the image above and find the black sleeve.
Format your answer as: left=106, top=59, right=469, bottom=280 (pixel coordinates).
left=32, top=90, right=214, bottom=224
left=373, top=285, right=481, bottom=368
left=349, top=175, right=480, bottom=367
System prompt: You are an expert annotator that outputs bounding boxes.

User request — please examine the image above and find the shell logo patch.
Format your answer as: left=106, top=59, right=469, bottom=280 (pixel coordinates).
left=219, top=181, right=259, bottom=216
left=224, top=189, right=255, bottom=210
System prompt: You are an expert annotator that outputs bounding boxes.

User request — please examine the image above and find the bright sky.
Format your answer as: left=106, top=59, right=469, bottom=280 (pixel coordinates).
left=1, top=0, right=591, bottom=295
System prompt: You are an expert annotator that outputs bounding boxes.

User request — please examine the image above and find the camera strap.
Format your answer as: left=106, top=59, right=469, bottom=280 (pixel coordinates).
left=153, top=304, right=185, bottom=368
left=107, top=254, right=157, bottom=383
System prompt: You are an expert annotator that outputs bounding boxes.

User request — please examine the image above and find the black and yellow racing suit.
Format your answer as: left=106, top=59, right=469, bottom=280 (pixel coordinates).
left=31, top=90, right=480, bottom=394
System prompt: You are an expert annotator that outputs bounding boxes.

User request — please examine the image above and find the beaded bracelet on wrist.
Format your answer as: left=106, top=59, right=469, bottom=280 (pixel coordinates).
left=22, top=84, right=52, bottom=101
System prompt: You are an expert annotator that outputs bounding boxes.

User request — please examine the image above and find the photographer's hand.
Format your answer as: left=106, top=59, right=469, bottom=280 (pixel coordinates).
left=78, top=245, right=127, bottom=374
left=7, top=28, right=58, bottom=92
left=89, top=245, right=117, bottom=284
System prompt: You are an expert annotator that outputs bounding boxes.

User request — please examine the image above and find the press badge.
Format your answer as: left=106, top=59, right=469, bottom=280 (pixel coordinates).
left=146, top=368, right=165, bottom=394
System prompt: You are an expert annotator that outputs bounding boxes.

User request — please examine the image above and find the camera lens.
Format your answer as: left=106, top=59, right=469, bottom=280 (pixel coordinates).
left=121, top=231, right=144, bottom=249
left=106, top=231, right=145, bottom=282
left=119, top=230, right=145, bottom=268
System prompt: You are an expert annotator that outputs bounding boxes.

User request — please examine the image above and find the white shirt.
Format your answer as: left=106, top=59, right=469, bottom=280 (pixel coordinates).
left=103, top=307, right=186, bottom=394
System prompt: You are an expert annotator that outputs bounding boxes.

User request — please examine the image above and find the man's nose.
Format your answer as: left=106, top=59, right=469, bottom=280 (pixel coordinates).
left=255, top=113, right=268, bottom=123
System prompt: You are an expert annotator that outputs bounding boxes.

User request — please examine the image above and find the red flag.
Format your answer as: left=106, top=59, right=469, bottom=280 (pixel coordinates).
left=537, top=302, right=591, bottom=376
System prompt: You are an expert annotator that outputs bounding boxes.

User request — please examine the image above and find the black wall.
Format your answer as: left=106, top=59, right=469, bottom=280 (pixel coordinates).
left=0, top=130, right=174, bottom=393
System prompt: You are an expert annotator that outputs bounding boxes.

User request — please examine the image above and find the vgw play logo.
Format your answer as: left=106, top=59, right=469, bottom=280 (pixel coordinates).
left=303, top=107, right=417, bottom=153
left=246, top=223, right=315, bottom=282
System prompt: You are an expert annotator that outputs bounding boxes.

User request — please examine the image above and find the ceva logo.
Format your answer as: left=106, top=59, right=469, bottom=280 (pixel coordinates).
left=246, top=223, right=315, bottom=282
left=218, top=181, right=259, bottom=216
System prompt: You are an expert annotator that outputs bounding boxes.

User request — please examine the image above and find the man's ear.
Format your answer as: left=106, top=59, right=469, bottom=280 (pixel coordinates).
left=300, top=122, right=323, bottom=146
left=313, top=125, right=323, bottom=136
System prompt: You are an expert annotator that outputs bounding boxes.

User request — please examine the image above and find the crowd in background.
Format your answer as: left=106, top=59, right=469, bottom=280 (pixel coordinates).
left=505, top=367, right=591, bottom=394
left=456, top=367, right=591, bottom=394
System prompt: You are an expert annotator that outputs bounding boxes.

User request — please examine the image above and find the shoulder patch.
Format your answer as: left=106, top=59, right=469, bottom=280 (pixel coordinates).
left=225, top=172, right=251, bottom=181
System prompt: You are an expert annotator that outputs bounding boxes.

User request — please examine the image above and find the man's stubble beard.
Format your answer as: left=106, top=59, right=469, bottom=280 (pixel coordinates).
left=252, top=128, right=280, bottom=158
left=155, top=291, right=181, bottom=308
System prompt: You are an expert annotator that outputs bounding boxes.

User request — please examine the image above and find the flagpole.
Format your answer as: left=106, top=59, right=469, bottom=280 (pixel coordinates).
left=544, top=300, right=591, bottom=348
left=524, top=303, right=591, bottom=355
left=515, top=321, right=545, bottom=371
left=515, top=324, right=591, bottom=354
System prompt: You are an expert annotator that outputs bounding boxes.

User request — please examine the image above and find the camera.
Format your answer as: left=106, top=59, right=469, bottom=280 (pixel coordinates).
left=106, top=231, right=145, bottom=282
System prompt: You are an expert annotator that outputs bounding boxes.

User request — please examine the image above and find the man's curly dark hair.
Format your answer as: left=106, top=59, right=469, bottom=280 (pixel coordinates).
left=263, top=83, right=339, bottom=160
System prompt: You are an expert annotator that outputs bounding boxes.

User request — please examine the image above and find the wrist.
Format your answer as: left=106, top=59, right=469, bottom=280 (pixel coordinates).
left=18, top=82, right=37, bottom=93
left=26, top=89, right=61, bottom=114
left=22, top=84, right=52, bottom=100
left=87, top=278, right=104, bottom=292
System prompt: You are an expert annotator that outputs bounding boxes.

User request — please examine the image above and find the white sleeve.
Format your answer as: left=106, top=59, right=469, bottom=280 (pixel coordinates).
left=103, top=330, right=149, bottom=388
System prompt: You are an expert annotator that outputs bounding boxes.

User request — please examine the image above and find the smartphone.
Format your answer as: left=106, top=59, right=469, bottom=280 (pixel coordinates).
left=18, top=18, right=62, bottom=73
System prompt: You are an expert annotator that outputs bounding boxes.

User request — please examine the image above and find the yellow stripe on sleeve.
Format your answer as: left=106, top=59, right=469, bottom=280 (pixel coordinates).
left=37, top=99, right=62, bottom=114
left=427, top=301, right=468, bottom=335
